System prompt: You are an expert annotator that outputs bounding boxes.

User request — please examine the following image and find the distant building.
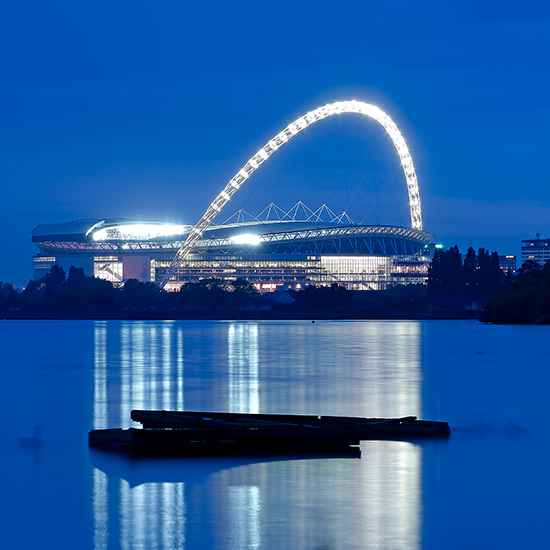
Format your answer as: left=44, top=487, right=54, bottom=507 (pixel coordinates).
left=497, top=254, right=516, bottom=274
left=521, top=234, right=550, bottom=267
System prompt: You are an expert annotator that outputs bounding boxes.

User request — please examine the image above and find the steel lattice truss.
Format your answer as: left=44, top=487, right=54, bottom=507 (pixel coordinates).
left=157, top=100, right=424, bottom=287
left=196, top=226, right=432, bottom=256
left=36, top=225, right=433, bottom=257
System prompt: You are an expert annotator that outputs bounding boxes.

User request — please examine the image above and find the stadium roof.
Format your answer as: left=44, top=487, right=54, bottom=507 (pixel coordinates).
left=31, top=218, right=433, bottom=258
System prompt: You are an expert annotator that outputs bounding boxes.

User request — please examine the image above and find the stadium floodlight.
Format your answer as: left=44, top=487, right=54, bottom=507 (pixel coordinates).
left=160, top=100, right=423, bottom=288
left=230, top=234, right=262, bottom=246
left=93, top=223, right=187, bottom=241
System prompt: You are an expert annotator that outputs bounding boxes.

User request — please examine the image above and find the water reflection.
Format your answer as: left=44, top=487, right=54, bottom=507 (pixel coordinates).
left=228, top=323, right=259, bottom=413
left=228, top=486, right=261, bottom=549
left=91, top=320, right=423, bottom=549
left=363, top=441, right=422, bottom=548
left=93, top=321, right=185, bottom=430
left=93, top=468, right=109, bottom=549
left=119, top=480, right=186, bottom=550
left=93, top=323, right=108, bottom=430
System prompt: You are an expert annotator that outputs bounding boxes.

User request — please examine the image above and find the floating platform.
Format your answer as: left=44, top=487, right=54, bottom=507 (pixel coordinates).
left=88, top=410, right=450, bottom=456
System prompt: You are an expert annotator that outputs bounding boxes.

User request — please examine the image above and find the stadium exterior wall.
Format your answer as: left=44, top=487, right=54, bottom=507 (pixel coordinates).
left=31, top=219, right=434, bottom=291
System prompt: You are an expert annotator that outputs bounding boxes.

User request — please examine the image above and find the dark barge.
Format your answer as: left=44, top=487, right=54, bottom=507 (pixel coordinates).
left=88, top=409, right=450, bottom=456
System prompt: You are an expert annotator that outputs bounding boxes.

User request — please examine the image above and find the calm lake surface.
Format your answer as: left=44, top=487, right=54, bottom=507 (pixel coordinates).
left=0, top=319, right=549, bottom=549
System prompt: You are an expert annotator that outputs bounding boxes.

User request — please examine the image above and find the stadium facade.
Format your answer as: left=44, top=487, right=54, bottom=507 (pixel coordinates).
left=31, top=206, right=434, bottom=291
left=31, top=100, right=435, bottom=291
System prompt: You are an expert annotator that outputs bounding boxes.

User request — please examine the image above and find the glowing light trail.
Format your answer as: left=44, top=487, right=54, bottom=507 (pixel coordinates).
left=160, top=100, right=423, bottom=288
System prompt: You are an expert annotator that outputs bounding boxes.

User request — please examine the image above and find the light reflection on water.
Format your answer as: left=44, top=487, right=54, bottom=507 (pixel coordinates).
left=91, top=320, right=422, bottom=550
left=3, top=320, right=550, bottom=548
left=91, top=441, right=421, bottom=550
left=228, top=323, right=259, bottom=414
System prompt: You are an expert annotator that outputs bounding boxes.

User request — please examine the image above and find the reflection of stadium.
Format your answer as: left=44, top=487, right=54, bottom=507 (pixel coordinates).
left=31, top=100, right=433, bottom=291
left=31, top=207, right=433, bottom=291
left=91, top=321, right=423, bottom=549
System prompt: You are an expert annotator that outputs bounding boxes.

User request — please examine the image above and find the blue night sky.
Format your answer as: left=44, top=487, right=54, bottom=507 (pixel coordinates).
left=2, top=1, right=550, bottom=286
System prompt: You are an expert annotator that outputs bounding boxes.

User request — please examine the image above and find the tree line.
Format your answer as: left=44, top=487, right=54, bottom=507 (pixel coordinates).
left=0, top=266, right=263, bottom=312
left=0, top=265, right=384, bottom=317
left=480, top=260, right=550, bottom=324
left=427, top=246, right=509, bottom=299
left=5, top=248, right=544, bottom=322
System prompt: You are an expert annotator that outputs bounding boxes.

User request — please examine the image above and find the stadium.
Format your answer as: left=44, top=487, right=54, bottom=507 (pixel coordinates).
left=31, top=101, right=434, bottom=292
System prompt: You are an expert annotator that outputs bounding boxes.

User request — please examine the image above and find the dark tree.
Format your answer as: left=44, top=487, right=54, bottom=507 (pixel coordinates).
left=52, top=266, right=117, bottom=310
left=445, top=245, right=463, bottom=297
left=477, top=248, right=502, bottom=297
left=44, top=265, right=66, bottom=297
left=428, top=245, right=506, bottom=300
left=22, top=278, right=45, bottom=303
left=119, top=279, right=165, bottom=308
left=177, top=278, right=229, bottom=309
left=231, top=278, right=258, bottom=296
left=489, top=251, right=503, bottom=293
left=427, top=249, right=445, bottom=297
left=481, top=259, right=550, bottom=324
left=427, top=246, right=463, bottom=297
left=518, top=260, right=542, bottom=275
left=224, top=279, right=261, bottom=309
left=66, top=266, right=88, bottom=290
left=88, top=277, right=117, bottom=305
left=0, top=282, right=22, bottom=309
left=462, top=247, right=477, bottom=297
left=292, top=283, right=353, bottom=310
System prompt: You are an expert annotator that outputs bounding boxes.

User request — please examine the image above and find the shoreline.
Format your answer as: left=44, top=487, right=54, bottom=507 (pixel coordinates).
left=1, top=309, right=478, bottom=321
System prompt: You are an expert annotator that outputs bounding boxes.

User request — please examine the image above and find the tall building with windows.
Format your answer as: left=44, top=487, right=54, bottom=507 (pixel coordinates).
left=521, top=234, right=550, bottom=267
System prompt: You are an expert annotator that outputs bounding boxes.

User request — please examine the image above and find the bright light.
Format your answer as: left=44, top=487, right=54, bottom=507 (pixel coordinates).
left=93, top=224, right=188, bottom=241
left=161, top=99, right=423, bottom=288
left=230, top=234, right=261, bottom=245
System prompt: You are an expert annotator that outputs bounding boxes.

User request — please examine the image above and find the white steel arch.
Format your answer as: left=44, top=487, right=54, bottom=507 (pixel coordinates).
left=161, top=100, right=423, bottom=288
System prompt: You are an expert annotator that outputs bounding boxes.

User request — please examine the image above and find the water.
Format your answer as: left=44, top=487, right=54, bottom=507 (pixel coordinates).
left=0, top=319, right=548, bottom=549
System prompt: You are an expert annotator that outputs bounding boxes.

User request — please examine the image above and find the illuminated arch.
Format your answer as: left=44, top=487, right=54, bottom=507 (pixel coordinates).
left=161, top=100, right=423, bottom=287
